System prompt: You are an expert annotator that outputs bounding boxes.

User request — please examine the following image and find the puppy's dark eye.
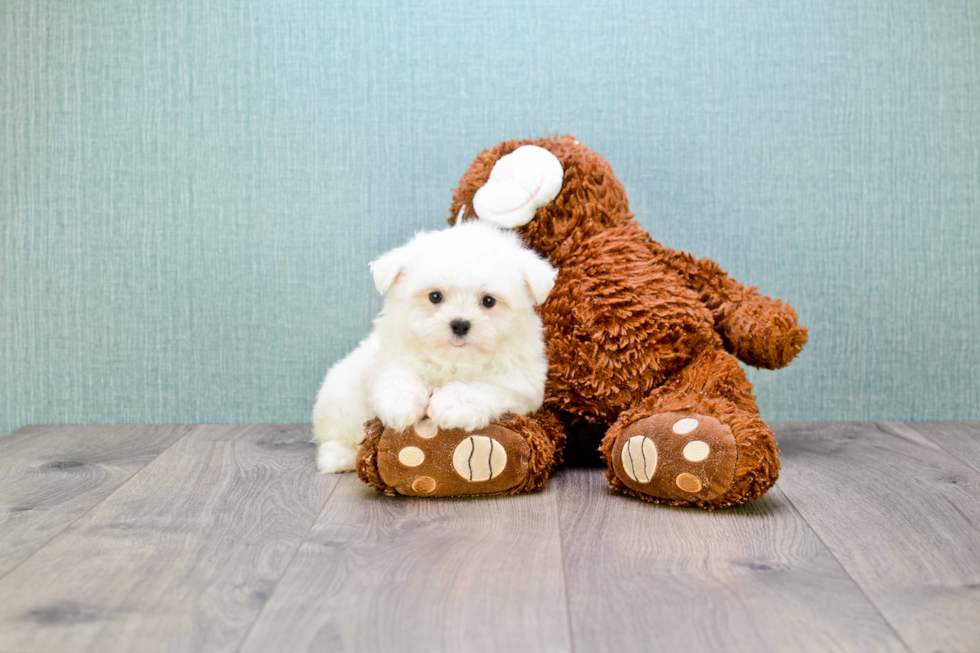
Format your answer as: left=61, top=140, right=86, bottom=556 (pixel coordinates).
left=482, top=295, right=496, bottom=308
left=428, top=291, right=443, bottom=304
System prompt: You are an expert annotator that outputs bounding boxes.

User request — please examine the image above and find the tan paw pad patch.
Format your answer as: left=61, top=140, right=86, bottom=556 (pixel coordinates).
left=682, top=440, right=710, bottom=462
left=675, top=473, right=702, bottom=493
left=452, top=436, right=507, bottom=482
left=411, top=476, right=437, bottom=494
left=672, top=418, right=699, bottom=434
left=398, top=446, right=425, bottom=467
left=414, top=419, right=437, bottom=439
left=620, top=436, right=658, bottom=483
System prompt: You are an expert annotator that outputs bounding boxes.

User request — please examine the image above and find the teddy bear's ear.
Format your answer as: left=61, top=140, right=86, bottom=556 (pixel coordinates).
left=521, top=250, right=559, bottom=306
left=473, top=145, right=564, bottom=229
left=369, top=246, right=408, bottom=295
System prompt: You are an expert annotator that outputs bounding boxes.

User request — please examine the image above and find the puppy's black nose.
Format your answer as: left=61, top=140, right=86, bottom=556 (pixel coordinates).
left=450, top=319, right=471, bottom=337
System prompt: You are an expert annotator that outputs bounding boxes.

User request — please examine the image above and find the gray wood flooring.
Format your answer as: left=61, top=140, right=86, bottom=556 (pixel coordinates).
left=0, top=423, right=978, bottom=653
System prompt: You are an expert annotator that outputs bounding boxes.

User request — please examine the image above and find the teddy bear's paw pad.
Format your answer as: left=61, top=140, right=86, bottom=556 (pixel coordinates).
left=610, top=412, right=737, bottom=502
left=375, top=420, right=531, bottom=497
left=452, top=435, right=508, bottom=482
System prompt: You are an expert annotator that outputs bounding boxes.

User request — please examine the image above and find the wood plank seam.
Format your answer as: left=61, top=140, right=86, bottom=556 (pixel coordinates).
left=231, top=471, right=343, bottom=653
left=556, top=465, right=911, bottom=653
left=0, top=424, right=195, bottom=585
left=912, top=423, right=980, bottom=476
left=783, top=422, right=949, bottom=652
left=553, top=474, right=578, bottom=653
left=775, top=422, right=980, bottom=652
left=0, top=424, right=337, bottom=653
left=236, top=473, right=573, bottom=652
left=775, top=428, right=916, bottom=653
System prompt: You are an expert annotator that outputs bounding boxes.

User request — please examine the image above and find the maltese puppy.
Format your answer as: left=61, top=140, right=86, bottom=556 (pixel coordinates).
left=312, top=219, right=558, bottom=473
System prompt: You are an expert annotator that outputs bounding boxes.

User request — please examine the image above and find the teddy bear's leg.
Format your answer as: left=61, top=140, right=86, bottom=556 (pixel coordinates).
left=356, top=410, right=566, bottom=497
left=599, top=348, right=780, bottom=510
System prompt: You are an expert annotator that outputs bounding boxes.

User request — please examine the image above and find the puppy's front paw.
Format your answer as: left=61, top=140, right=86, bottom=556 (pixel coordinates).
left=316, top=441, right=357, bottom=473
left=375, top=389, right=429, bottom=432
left=428, top=385, right=493, bottom=432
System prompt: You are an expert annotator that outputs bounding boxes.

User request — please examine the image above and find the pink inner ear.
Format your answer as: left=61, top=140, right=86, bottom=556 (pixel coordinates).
left=489, top=160, right=514, bottom=183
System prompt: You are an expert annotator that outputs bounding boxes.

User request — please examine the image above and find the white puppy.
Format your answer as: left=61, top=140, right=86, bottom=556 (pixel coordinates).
left=312, top=219, right=558, bottom=473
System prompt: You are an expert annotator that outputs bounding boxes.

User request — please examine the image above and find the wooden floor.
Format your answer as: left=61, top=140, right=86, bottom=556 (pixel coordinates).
left=1, top=423, right=978, bottom=653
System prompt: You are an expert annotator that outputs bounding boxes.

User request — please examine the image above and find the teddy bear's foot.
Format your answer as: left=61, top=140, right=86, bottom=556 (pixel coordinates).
left=607, top=412, right=738, bottom=504
left=364, top=418, right=536, bottom=497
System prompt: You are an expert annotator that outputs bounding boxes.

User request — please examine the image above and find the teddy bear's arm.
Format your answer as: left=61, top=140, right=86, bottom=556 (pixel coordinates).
left=659, top=246, right=808, bottom=369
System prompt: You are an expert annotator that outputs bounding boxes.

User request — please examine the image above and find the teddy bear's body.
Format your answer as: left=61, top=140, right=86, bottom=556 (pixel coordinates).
left=357, top=135, right=806, bottom=509
left=538, top=220, right=723, bottom=423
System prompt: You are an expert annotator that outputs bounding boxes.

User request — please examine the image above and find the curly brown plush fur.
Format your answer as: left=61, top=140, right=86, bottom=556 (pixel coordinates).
left=448, top=135, right=807, bottom=508
left=355, top=418, right=392, bottom=495
left=496, top=410, right=567, bottom=494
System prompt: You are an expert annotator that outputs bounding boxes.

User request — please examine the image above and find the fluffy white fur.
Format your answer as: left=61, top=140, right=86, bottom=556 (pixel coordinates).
left=312, top=220, right=558, bottom=473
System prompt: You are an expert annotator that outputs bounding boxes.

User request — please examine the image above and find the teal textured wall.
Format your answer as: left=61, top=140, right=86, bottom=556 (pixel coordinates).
left=2, top=0, right=979, bottom=437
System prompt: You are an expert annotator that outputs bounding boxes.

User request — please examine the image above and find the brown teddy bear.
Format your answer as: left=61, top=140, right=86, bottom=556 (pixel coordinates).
left=357, top=135, right=807, bottom=509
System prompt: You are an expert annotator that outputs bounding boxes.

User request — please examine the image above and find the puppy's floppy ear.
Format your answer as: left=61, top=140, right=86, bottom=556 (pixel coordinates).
left=369, top=246, right=408, bottom=295
left=521, top=250, right=558, bottom=305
